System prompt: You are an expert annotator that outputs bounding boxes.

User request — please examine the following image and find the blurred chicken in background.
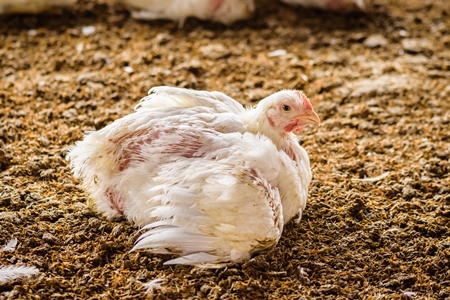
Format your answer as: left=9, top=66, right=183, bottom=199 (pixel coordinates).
left=280, top=0, right=366, bottom=12
left=0, top=0, right=366, bottom=18
left=118, top=0, right=255, bottom=25
left=0, top=0, right=76, bottom=14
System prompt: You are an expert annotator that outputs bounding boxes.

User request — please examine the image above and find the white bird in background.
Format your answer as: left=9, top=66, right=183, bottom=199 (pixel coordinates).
left=118, top=0, right=255, bottom=25
left=280, top=0, right=366, bottom=11
left=0, top=0, right=364, bottom=17
left=67, top=87, right=320, bottom=267
left=119, top=0, right=365, bottom=24
left=0, top=0, right=76, bottom=14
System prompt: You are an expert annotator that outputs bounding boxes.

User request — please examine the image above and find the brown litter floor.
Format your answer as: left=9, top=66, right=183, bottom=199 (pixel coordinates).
left=1, top=0, right=449, bottom=298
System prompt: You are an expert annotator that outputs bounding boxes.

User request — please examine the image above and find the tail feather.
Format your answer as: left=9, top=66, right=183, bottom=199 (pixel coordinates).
left=163, top=253, right=228, bottom=267
left=131, top=227, right=219, bottom=255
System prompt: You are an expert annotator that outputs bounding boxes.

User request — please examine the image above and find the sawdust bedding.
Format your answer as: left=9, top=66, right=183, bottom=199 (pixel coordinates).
left=0, top=0, right=449, bottom=298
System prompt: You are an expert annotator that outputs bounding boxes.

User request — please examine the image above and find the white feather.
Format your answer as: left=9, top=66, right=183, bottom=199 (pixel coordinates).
left=141, top=277, right=165, bottom=292
left=1, top=239, right=18, bottom=252
left=0, top=265, right=39, bottom=282
left=164, top=253, right=228, bottom=267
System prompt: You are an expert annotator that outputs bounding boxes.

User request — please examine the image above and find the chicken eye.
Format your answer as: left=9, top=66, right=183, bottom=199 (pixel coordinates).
left=282, top=104, right=291, bottom=112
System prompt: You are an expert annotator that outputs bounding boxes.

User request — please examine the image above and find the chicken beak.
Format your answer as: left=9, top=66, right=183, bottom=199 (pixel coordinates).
left=303, top=110, right=321, bottom=126
left=292, top=110, right=320, bottom=133
left=298, top=109, right=320, bottom=126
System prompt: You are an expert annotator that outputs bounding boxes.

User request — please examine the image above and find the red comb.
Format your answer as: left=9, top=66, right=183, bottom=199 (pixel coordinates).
left=295, top=91, right=313, bottom=110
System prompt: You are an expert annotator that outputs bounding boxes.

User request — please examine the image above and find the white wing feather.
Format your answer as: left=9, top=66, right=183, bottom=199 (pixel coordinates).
left=130, top=134, right=284, bottom=266
left=67, top=106, right=246, bottom=220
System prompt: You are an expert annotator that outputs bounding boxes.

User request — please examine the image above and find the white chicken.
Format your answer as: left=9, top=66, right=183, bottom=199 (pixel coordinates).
left=279, top=0, right=366, bottom=11
left=0, top=0, right=76, bottom=14
left=118, top=0, right=255, bottom=25
left=67, top=86, right=320, bottom=267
